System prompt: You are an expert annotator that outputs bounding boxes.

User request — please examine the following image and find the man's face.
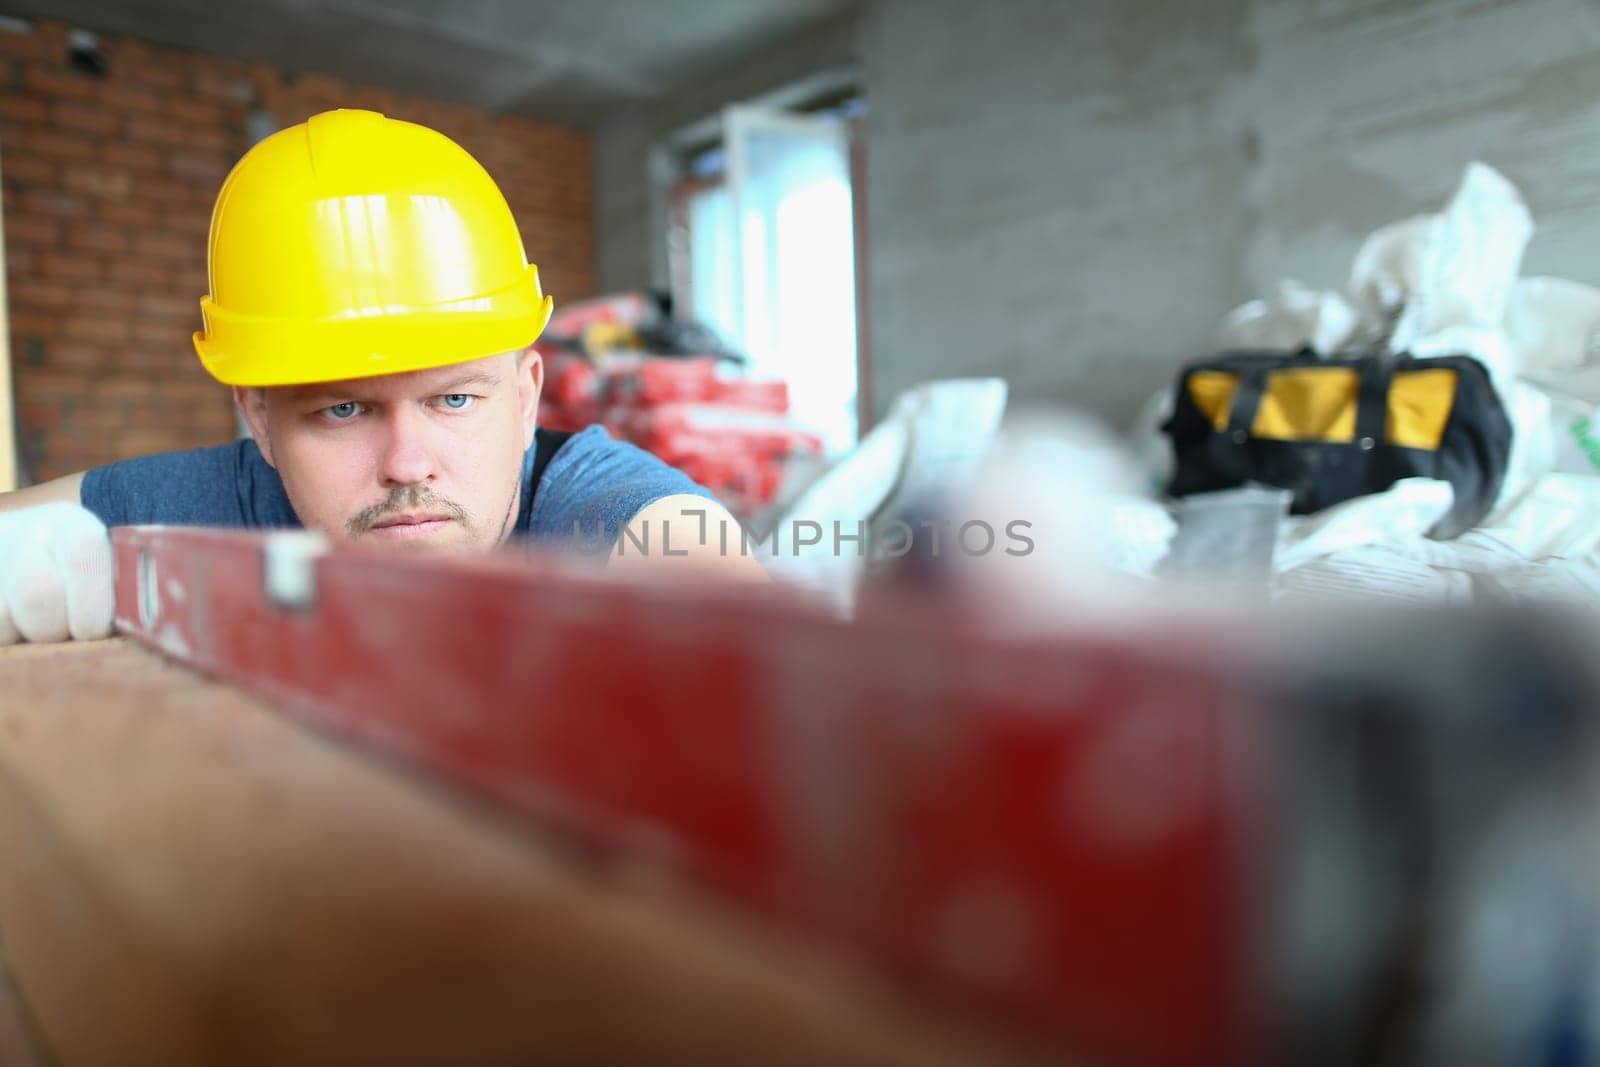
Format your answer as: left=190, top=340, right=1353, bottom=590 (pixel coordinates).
left=236, top=350, right=542, bottom=551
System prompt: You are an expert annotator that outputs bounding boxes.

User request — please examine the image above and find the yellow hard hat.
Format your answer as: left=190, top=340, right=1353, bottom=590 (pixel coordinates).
left=193, top=109, right=553, bottom=386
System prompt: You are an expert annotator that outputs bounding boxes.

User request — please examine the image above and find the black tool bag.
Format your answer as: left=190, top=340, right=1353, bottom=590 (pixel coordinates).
left=1161, top=350, right=1513, bottom=539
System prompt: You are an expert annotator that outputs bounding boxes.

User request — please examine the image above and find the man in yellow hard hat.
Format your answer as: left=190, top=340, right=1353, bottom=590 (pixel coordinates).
left=0, top=109, right=763, bottom=644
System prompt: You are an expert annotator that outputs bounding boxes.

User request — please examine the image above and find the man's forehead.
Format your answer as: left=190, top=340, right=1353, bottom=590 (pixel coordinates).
left=277, top=352, right=517, bottom=399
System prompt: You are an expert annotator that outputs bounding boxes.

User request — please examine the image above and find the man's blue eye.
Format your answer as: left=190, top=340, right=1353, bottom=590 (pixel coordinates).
left=325, top=401, right=360, bottom=421
left=440, top=394, right=473, bottom=410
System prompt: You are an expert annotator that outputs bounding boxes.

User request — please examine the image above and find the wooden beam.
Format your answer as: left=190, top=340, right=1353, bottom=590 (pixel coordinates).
left=110, top=526, right=1247, bottom=1065
left=0, top=639, right=1061, bottom=1067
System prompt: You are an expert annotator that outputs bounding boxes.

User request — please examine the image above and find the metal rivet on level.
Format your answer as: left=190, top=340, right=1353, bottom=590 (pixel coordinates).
left=1359, top=436, right=1376, bottom=451
left=1231, top=429, right=1248, bottom=444
left=264, top=531, right=330, bottom=612
left=137, top=549, right=159, bottom=629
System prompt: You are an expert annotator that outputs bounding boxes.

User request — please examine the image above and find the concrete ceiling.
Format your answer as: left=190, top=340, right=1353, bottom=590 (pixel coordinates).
left=0, top=0, right=857, bottom=127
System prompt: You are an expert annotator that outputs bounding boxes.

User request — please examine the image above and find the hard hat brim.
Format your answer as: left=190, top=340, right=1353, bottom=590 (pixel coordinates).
left=194, top=264, right=553, bottom=387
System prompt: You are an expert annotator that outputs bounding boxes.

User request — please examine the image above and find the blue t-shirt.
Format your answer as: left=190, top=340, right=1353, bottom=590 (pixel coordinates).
left=79, top=425, right=715, bottom=549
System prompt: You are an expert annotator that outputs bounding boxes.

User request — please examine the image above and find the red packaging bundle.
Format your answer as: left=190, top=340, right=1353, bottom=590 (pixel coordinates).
left=710, top=378, right=789, bottom=413
left=544, top=290, right=655, bottom=338
left=624, top=404, right=822, bottom=465
left=599, top=355, right=722, bottom=407
left=534, top=349, right=601, bottom=433
left=543, top=352, right=597, bottom=406
left=543, top=350, right=815, bottom=515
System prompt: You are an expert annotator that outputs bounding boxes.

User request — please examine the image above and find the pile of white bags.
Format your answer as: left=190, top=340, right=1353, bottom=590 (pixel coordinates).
left=1201, top=163, right=1600, bottom=604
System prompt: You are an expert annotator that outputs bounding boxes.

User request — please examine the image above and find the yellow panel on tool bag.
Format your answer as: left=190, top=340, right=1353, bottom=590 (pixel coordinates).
left=1386, top=368, right=1457, bottom=451
left=1254, top=367, right=1357, bottom=442
left=1188, top=371, right=1239, bottom=433
left=1190, top=367, right=1361, bottom=442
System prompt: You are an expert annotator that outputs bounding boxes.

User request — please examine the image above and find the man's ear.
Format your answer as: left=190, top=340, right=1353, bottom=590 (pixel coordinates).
left=515, top=347, right=543, bottom=449
left=233, top=386, right=277, bottom=468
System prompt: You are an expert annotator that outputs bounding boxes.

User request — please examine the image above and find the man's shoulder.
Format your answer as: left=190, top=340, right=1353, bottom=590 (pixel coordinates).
left=537, top=424, right=657, bottom=478
left=524, top=425, right=714, bottom=543
left=79, top=438, right=298, bottom=529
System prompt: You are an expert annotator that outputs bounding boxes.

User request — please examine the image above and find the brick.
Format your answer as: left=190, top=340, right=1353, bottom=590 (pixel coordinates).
left=126, top=404, right=175, bottom=429
left=167, top=257, right=210, bottom=285
left=29, top=20, right=70, bottom=49
left=161, top=378, right=225, bottom=403
left=134, top=230, right=193, bottom=261
left=97, top=376, right=156, bottom=401
left=162, top=209, right=212, bottom=237
left=244, top=62, right=277, bottom=99
left=62, top=164, right=133, bottom=199
left=351, top=86, right=399, bottom=115
left=102, top=82, right=166, bottom=114
left=17, top=401, right=64, bottom=430
left=64, top=317, right=130, bottom=344
left=166, top=148, right=228, bottom=184
left=23, top=64, right=100, bottom=100
left=109, top=429, right=175, bottom=455
left=164, top=97, right=226, bottom=126
left=16, top=127, right=96, bottom=161
left=94, top=200, right=153, bottom=227
left=9, top=280, right=71, bottom=308
left=107, top=259, right=169, bottom=286
left=133, top=175, right=191, bottom=203
left=101, top=141, right=162, bottom=171
left=46, top=343, right=106, bottom=370
left=170, top=265, right=208, bottom=296
left=38, top=251, right=103, bottom=281
left=0, top=95, right=48, bottom=123
left=1, top=154, right=58, bottom=185
left=5, top=243, right=34, bottom=274
left=129, top=113, right=232, bottom=151
left=64, top=223, right=129, bottom=254
left=186, top=126, right=233, bottom=153
left=117, top=346, right=180, bottom=371
left=2, top=215, right=61, bottom=246
left=36, top=454, right=102, bottom=481
left=118, top=54, right=184, bottom=92
left=131, top=319, right=182, bottom=345
left=192, top=70, right=253, bottom=105
left=51, top=100, right=119, bottom=135
left=0, top=24, right=50, bottom=62
left=3, top=24, right=594, bottom=482
left=126, top=114, right=189, bottom=145
left=76, top=286, right=138, bottom=314
left=7, top=309, right=59, bottom=337
left=199, top=55, right=249, bottom=79
left=137, top=291, right=196, bottom=320
left=21, top=189, right=87, bottom=217
left=15, top=370, right=89, bottom=402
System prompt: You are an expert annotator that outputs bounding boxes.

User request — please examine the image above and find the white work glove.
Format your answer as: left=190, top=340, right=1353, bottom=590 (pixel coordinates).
left=0, top=502, right=115, bottom=644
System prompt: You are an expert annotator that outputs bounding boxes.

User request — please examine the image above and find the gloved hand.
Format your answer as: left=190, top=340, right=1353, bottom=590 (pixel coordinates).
left=0, top=502, right=115, bottom=644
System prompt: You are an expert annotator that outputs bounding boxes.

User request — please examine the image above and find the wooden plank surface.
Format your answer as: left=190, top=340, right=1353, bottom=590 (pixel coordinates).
left=0, top=142, right=16, bottom=492
left=0, top=639, right=1068, bottom=1067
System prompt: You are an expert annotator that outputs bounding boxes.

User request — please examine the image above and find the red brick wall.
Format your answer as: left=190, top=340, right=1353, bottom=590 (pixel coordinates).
left=0, top=19, right=594, bottom=484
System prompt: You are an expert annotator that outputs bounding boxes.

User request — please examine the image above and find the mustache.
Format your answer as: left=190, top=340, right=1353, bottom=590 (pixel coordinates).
left=347, top=485, right=471, bottom=536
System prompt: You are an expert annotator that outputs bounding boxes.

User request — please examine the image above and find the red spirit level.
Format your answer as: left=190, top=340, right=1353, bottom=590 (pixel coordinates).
left=109, top=525, right=1269, bottom=1065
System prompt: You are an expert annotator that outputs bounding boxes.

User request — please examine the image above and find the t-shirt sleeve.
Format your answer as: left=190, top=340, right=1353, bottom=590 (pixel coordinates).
left=526, top=425, right=717, bottom=548
left=79, top=438, right=301, bottom=529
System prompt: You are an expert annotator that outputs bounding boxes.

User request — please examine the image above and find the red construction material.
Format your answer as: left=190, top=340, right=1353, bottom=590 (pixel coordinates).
left=619, top=405, right=824, bottom=464
left=112, top=526, right=1257, bottom=1066
left=710, top=378, right=789, bottom=413
left=599, top=355, right=722, bottom=406
left=544, top=290, right=656, bottom=337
